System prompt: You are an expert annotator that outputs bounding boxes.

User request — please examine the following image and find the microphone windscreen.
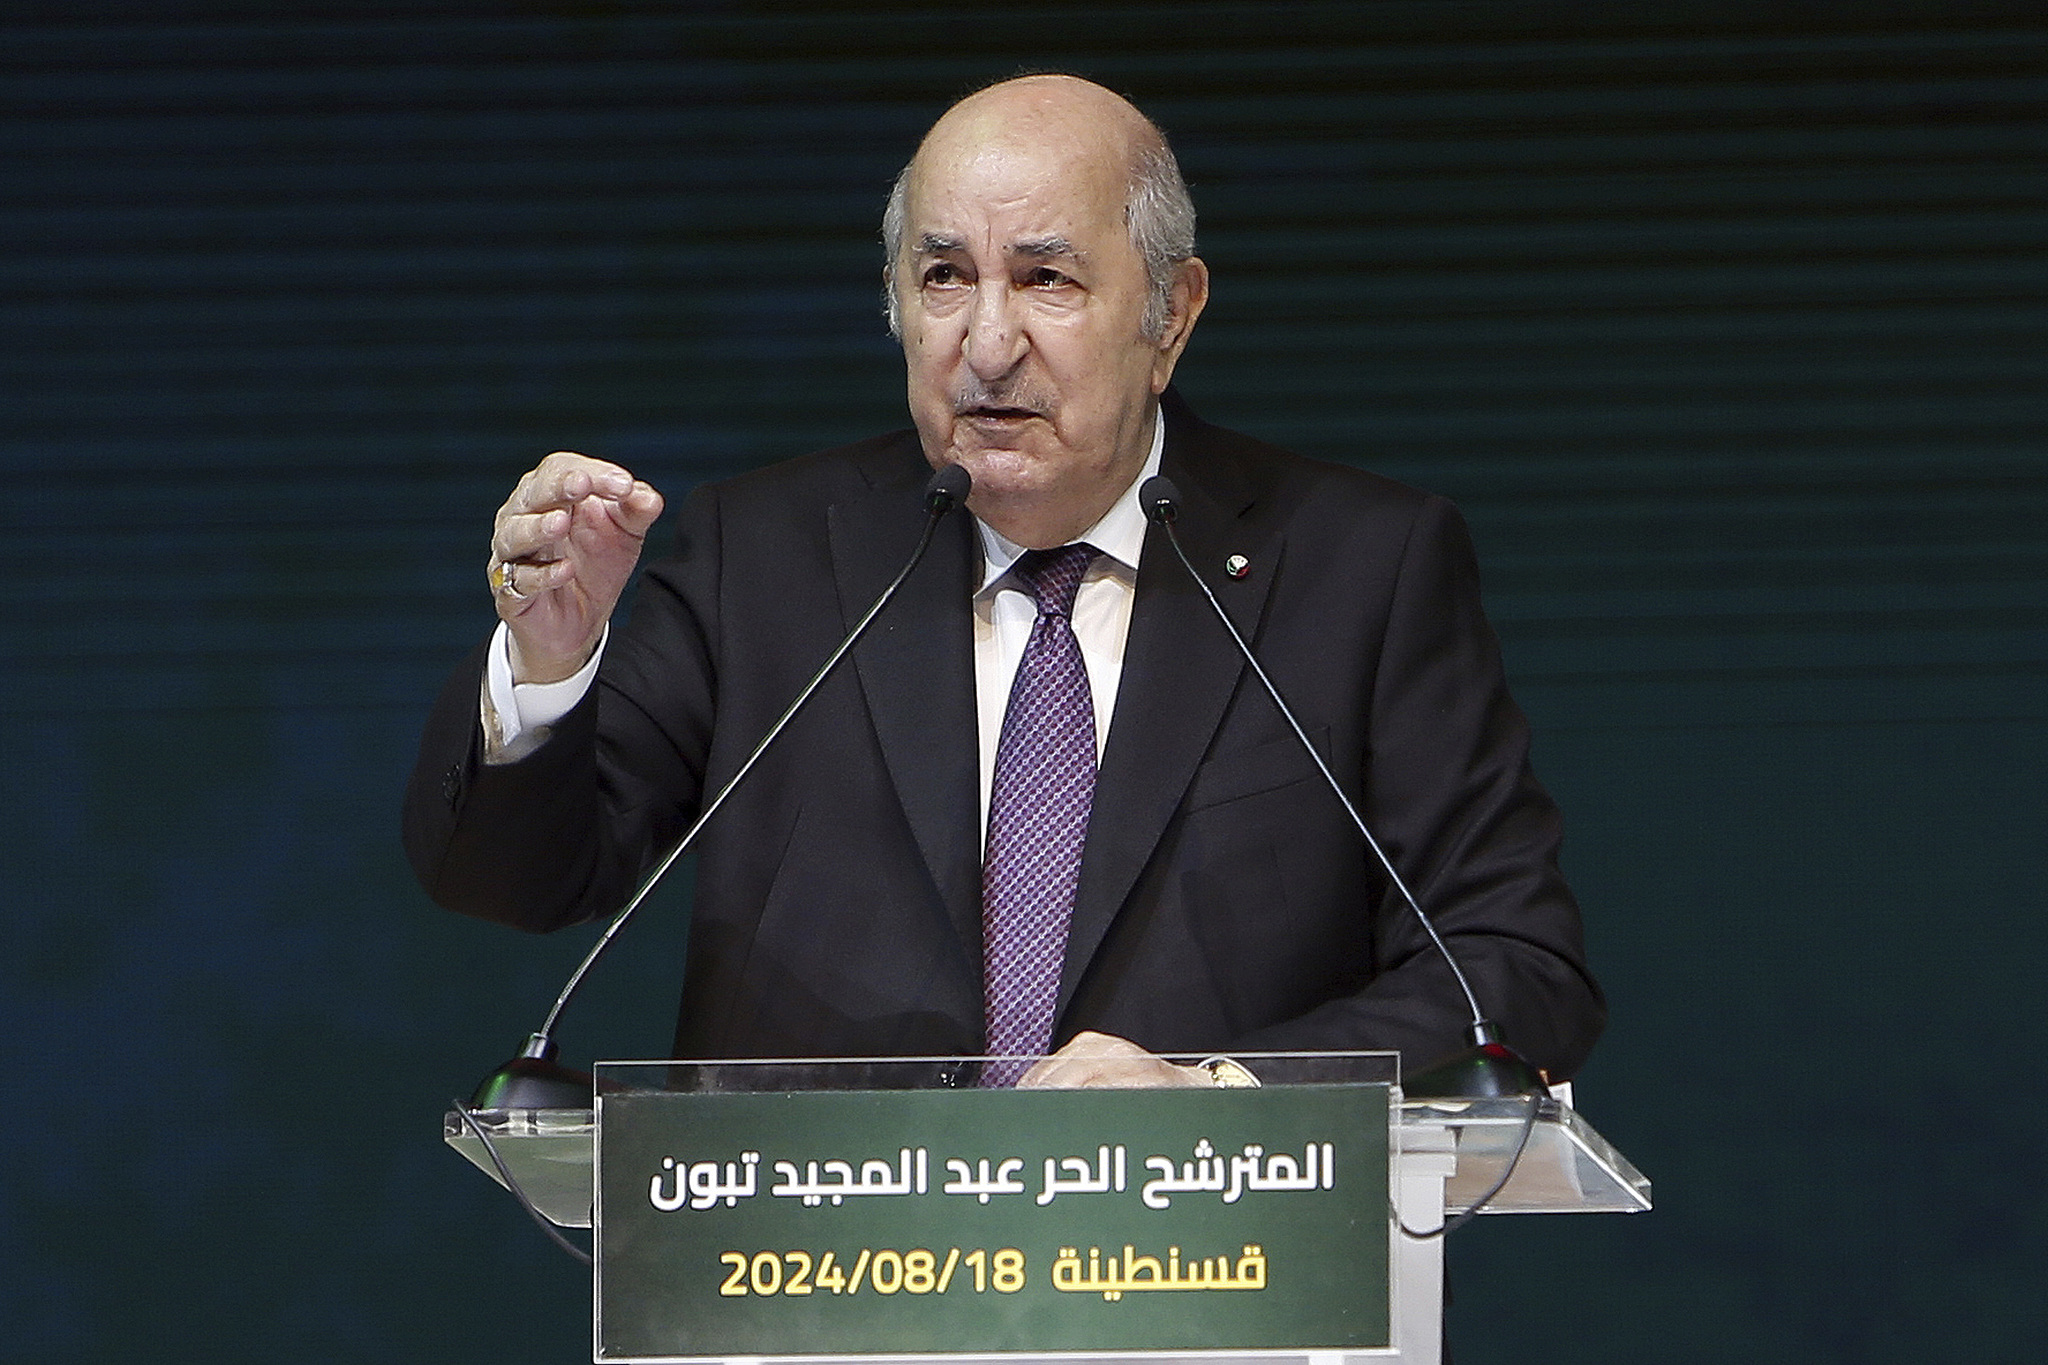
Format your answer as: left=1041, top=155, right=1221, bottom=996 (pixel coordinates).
left=1139, top=474, right=1181, bottom=524
left=925, top=463, right=972, bottom=514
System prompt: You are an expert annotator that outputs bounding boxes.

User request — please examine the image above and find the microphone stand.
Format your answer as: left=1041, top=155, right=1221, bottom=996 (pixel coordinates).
left=1140, top=475, right=1546, bottom=1100
left=469, top=464, right=974, bottom=1111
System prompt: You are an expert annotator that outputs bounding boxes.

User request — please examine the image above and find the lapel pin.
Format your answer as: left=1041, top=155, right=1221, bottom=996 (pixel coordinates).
left=1225, top=554, right=1251, bottom=580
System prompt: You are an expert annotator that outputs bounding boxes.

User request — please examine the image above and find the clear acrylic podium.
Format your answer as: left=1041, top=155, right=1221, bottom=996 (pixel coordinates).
left=445, top=1052, right=1649, bottom=1364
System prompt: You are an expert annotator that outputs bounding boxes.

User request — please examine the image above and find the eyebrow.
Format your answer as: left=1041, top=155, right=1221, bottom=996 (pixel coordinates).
left=1011, top=235, right=1078, bottom=261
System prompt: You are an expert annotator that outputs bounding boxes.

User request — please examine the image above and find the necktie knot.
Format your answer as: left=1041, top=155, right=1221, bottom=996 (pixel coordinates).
left=1013, top=544, right=1096, bottom=620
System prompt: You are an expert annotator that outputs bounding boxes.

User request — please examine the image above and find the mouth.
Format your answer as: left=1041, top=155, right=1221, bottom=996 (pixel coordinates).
left=958, top=404, right=1042, bottom=422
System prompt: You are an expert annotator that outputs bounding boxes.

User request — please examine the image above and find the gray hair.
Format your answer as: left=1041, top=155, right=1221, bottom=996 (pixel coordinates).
left=880, top=132, right=1197, bottom=342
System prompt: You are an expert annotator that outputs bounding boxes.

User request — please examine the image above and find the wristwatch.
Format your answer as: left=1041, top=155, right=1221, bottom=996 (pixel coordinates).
left=1197, top=1055, right=1261, bottom=1088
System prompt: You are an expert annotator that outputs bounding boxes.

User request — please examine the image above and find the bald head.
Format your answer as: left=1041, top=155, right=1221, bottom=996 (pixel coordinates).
left=883, top=76, right=1196, bottom=340
left=921, top=74, right=1161, bottom=180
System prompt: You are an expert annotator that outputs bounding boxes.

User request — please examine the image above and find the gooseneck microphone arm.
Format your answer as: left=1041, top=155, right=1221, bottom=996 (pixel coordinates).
left=1139, top=474, right=1542, bottom=1097
left=471, top=463, right=974, bottom=1109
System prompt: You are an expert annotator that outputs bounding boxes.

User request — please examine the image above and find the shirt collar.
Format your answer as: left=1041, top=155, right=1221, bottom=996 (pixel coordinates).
left=974, top=410, right=1165, bottom=592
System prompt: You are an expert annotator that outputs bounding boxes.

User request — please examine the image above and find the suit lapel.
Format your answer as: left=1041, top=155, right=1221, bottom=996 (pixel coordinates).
left=1057, top=421, right=1282, bottom=1014
left=830, top=468, right=985, bottom=962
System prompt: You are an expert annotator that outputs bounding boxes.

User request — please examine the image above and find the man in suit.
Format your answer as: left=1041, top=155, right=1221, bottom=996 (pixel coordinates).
left=405, top=75, right=1603, bottom=1086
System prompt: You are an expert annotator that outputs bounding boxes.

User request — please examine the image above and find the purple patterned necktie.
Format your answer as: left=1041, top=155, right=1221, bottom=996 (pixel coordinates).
left=981, top=543, right=1099, bottom=1087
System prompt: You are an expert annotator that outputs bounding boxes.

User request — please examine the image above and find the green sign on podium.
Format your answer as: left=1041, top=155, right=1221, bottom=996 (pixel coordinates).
left=596, top=1083, right=1390, bottom=1361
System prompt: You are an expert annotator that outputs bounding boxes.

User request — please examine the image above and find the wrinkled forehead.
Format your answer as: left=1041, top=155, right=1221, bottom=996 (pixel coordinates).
left=904, top=124, right=1134, bottom=254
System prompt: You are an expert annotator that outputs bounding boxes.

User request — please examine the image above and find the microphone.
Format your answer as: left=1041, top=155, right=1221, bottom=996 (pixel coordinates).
left=1140, top=474, right=1545, bottom=1099
left=469, top=462, right=975, bottom=1111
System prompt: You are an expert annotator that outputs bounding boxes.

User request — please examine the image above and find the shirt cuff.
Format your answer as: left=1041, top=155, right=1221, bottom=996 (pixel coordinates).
left=480, top=621, right=607, bottom=765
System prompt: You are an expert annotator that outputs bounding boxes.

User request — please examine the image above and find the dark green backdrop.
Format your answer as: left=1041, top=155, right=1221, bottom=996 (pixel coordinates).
left=6, top=2, right=2043, bottom=1361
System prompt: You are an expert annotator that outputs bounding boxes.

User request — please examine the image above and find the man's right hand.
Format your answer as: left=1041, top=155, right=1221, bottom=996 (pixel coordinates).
left=488, top=451, right=665, bottom=684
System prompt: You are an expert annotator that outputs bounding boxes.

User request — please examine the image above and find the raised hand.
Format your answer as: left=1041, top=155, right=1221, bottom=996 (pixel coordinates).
left=487, top=451, right=665, bottom=683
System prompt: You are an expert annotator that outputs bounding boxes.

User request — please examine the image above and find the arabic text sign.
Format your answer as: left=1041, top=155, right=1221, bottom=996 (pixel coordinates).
left=596, top=1083, right=1389, bottom=1360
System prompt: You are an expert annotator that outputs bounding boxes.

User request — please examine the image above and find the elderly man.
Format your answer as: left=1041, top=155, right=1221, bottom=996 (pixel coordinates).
left=404, top=75, right=1603, bottom=1087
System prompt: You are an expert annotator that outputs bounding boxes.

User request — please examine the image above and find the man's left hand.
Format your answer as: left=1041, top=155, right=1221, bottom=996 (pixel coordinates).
left=1016, top=1030, right=1209, bottom=1088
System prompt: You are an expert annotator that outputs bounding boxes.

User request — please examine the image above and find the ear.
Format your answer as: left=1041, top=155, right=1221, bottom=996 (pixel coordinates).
left=1151, top=256, right=1211, bottom=392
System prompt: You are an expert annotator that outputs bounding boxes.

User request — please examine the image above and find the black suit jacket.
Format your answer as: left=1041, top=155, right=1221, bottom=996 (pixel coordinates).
left=405, top=393, right=1604, bottom=1077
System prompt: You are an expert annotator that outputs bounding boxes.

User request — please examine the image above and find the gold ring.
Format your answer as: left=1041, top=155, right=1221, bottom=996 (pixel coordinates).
left=490, top=561, right=529, bottom=601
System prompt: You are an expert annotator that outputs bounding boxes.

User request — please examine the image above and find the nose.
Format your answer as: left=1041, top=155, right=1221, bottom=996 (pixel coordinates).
left=963, top=282, right=1026, bottom=381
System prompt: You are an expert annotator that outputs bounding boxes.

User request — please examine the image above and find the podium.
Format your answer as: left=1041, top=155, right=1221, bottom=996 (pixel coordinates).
left=446, top=1053, right=1649, bottom=1364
